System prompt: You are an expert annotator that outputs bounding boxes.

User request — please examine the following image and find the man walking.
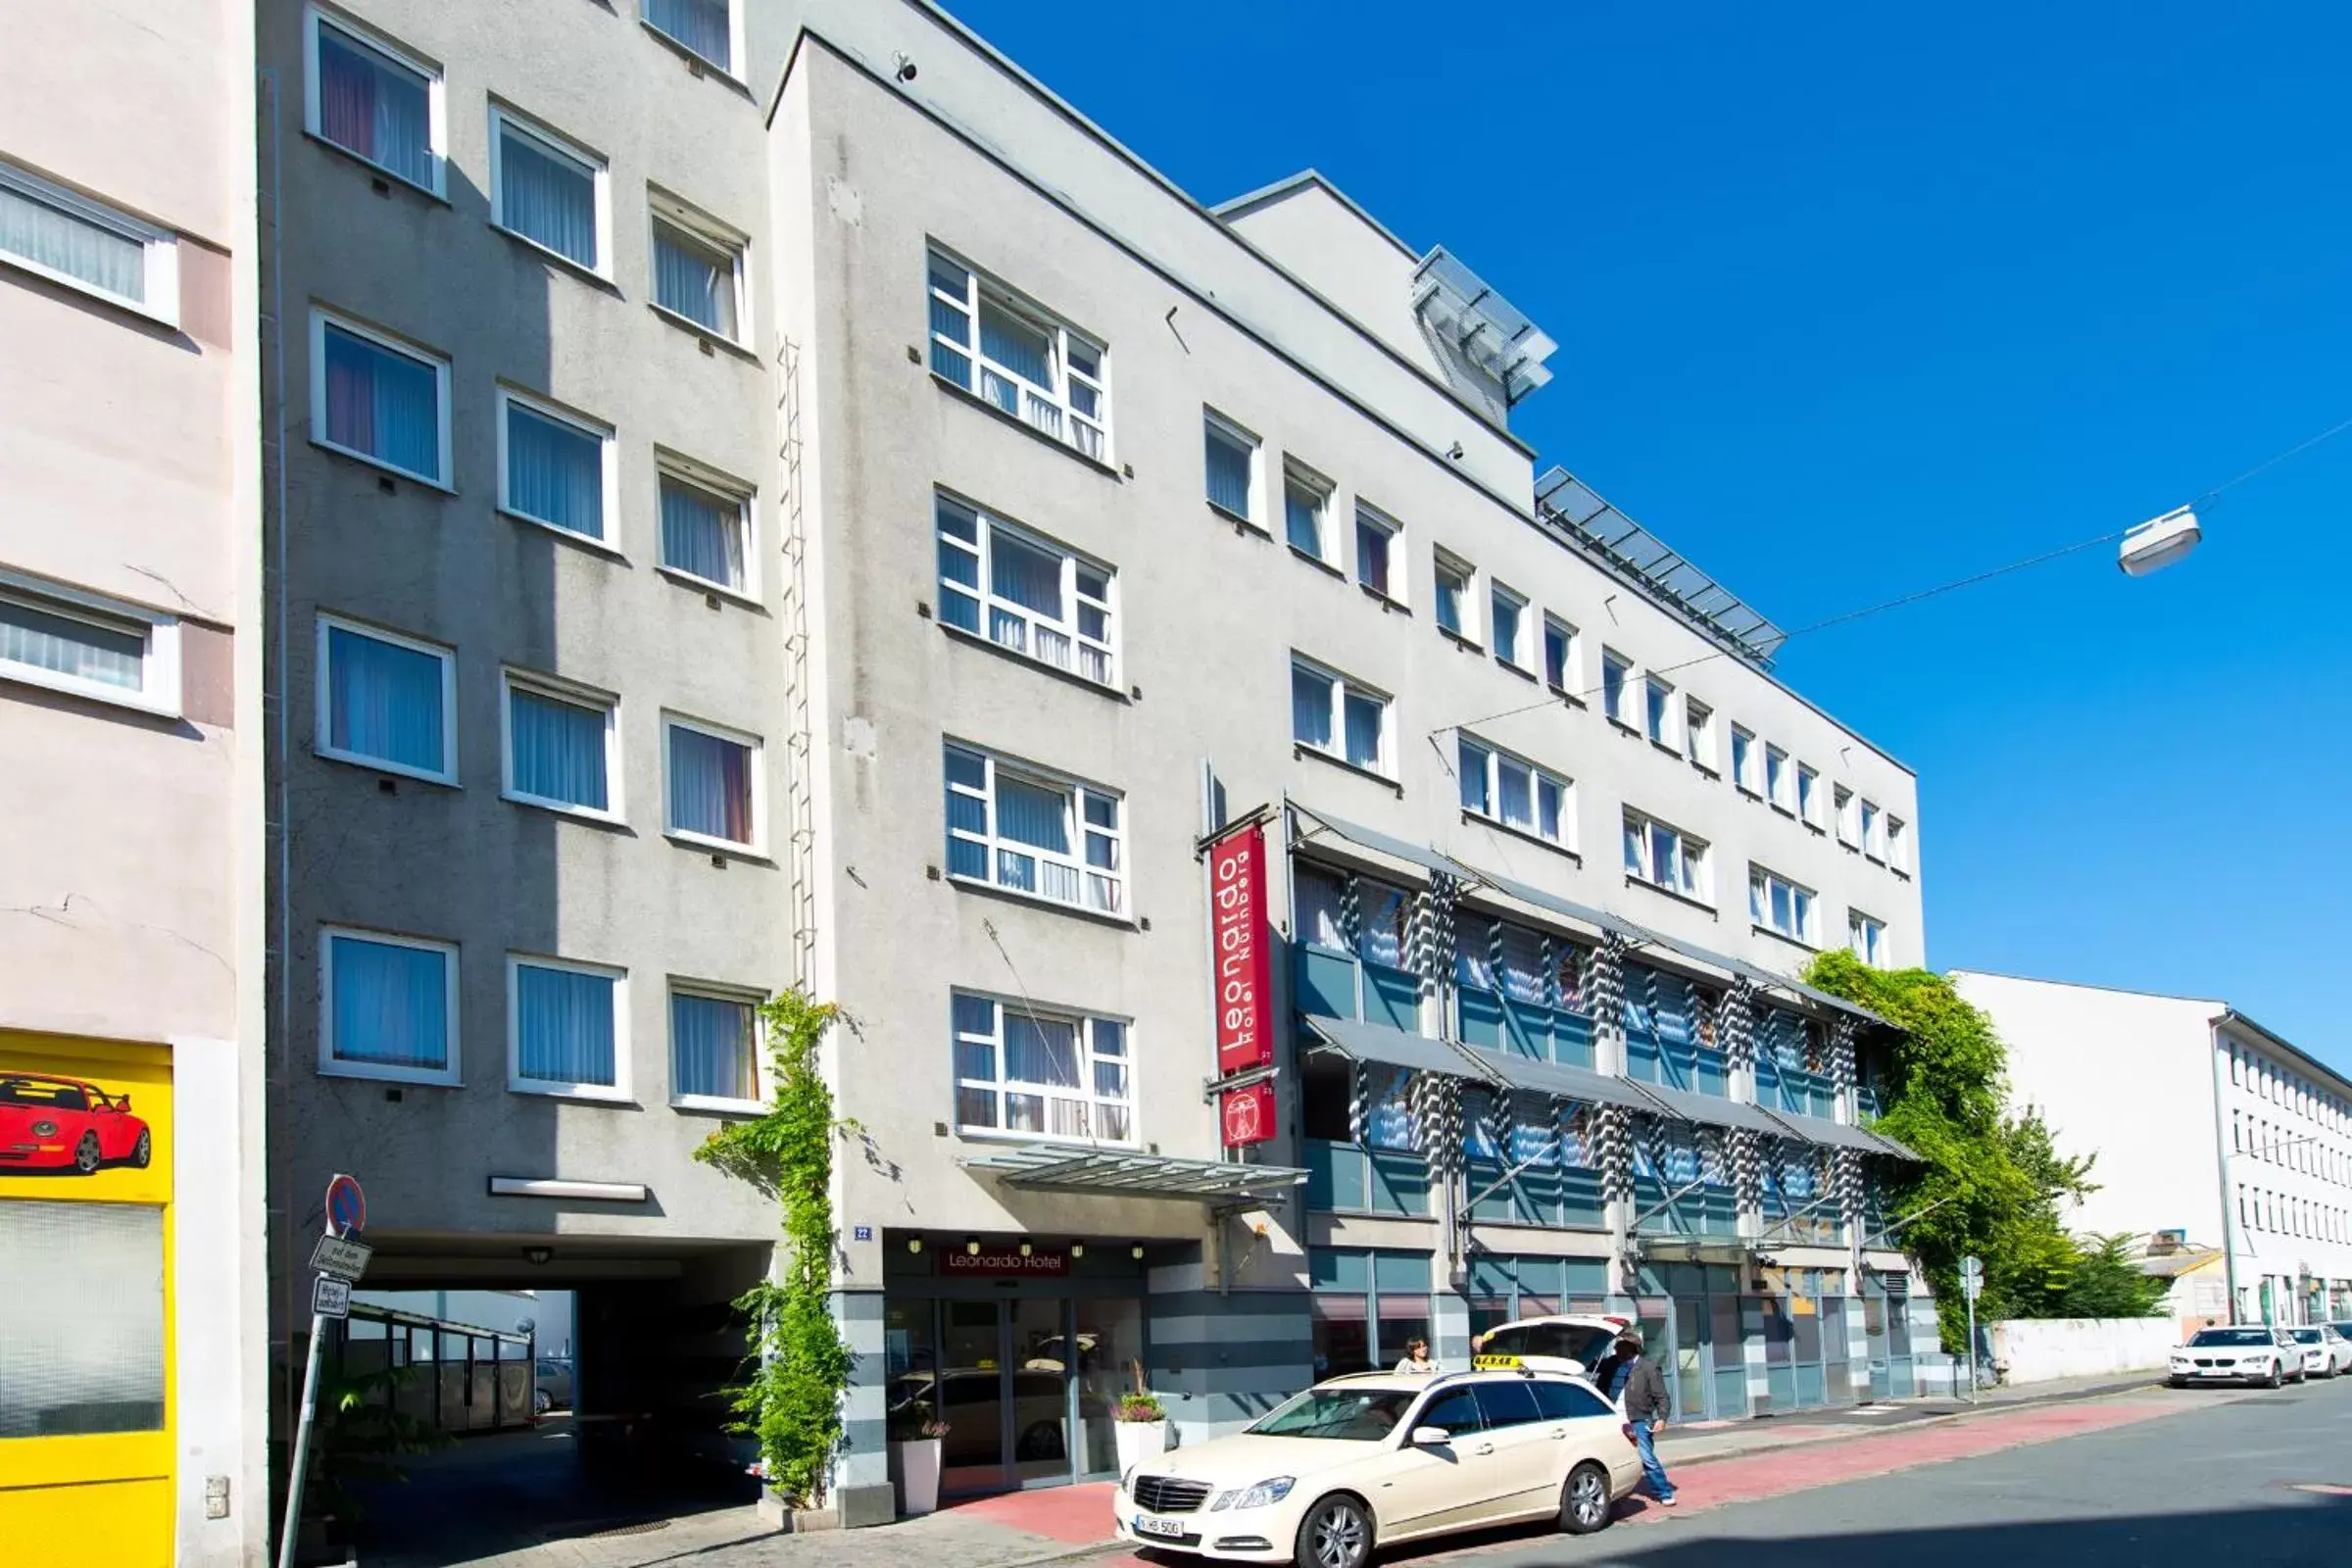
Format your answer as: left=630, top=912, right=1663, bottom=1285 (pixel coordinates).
left=1593, top=1330, right=1677, bottom=1508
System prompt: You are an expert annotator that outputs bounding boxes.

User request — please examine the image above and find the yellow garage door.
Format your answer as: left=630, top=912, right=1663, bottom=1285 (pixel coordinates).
left=0, top=1036, right=173, bottom=1568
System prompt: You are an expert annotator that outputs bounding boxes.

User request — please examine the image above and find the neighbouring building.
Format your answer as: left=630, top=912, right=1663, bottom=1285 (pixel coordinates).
left=1954, top=972, right=2352, bottom=1330
left=251, top=0, right=1944, bottom=1528
left=0, top=2, right=270, bottom=1564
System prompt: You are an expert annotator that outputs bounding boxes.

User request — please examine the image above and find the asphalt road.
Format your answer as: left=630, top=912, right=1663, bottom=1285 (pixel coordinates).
left=1403, top=1378, right=2352, bottom=1568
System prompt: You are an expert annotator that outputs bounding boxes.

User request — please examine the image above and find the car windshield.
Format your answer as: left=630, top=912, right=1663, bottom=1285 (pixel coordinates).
left=2290, top=1329, right=2323, bottom=1344
left=1247, top=1387, right=1417, bottom=1440
left=2188, top=1329, right=2276, bottom=1347
left=1481, top=1323, right=1620, bottom=1365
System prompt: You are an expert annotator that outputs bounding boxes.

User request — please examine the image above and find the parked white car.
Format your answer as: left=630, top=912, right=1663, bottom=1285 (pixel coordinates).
left=1113, top=1369, right=1642, bottom=1567
left=2167, top=1325, right=2301, bottom=1388
left=2286, top=1325, right=2352, bottom=1378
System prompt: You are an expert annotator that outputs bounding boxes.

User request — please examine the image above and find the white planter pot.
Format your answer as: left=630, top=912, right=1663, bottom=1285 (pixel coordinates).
left=1113, top=1419, right=1169, bottom=1476
left=894, top=1439, right=942, bottom=1516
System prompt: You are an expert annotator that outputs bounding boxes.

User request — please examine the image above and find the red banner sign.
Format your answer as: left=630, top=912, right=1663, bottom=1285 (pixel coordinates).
left=1208, top=822, right=1273, bottom=1081
left=1220, top=1080, right=1275, bottom=1149
left=938, top=1247, right=1070, bottom=1278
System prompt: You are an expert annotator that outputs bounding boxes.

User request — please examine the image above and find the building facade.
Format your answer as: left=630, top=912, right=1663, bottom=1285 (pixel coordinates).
left=249, top=0, right=1943, bottom=1528
left=1954, top=972, right=2352, bottom=1329
left=0, top=2, right=270, bottom=1564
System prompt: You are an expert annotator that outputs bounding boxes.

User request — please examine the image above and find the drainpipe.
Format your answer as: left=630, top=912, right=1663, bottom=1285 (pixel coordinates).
left=2206, top=1019, right=2241, bottom=1319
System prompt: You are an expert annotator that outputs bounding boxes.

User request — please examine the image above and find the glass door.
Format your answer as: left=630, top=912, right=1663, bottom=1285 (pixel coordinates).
left=938, top=1300, right=1008, bottom=1494
left=1073, top=1297, right=1141, bottom=1478
left=1007, top=1297, right=1072, bottom=1482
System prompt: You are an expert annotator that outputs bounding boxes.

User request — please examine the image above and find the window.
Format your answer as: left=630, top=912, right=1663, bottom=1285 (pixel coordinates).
left=944, top=742, right=1126, bottom=917
left=0, top=159, right=178, bottom=325
left=502, top=672, right=619, bottom=819
left=1765, top=745, right=1792, bottom=810
left=319, top=927, right=459, bottom=1086
left=2, top=570, right=182, bottom=719
left=1491, top=583, right=1529, bottom=669
left=1731, top=725, right=1758, bottom=794
left=1835, top=785, right=1859, bottom=846
left=1434, top=553, right=1475, bottom=641
left=928, top=248, right=1108, bottom=460
left=310, top=310, right=450, bottom=483
left=1457, top=735, right=1572, bottom=847
left=508, top=955, right=626, bottom=1100
left=1797, top=763, right=1822, bottom=827
left=658, top=458, right=755, bottom=596
left=1748, top=866, right=1818, bottom=945
left=497, top=388, right=614, bottom=543
left=1355, top=505, right=1398, bottom=600
left=1293, top=657, right=1391, bottom=776
left=642, top=0, right=734, bottom=73
left=953, top=993, right=1132, bottom=1143
left=1601, top=650, right=1634, bottom=726
left=650, top=195, right=746, bottom=341
left=1543, top=614, right=1578, bottom=694
left=1684, top=699, right=1715, bottom=770
left=1886, top=815, right=1910, bottom=873
left=1623, top=808, right=1710, bottom=902
left=303, top=7, right=442, bottom=194
left=935, top=493, right=1116, bottom=686
left=490, top=106, right=608, bottom=273
left=1644, top=676, right=1677, bottom=747
left=1861, top=799, right=1886, bottom=859
left=663, top=715, right=760, bottom=850
left=1284, top=462, right=1333, bottom=562
left=0, top=1203, right=166, bottom=1439
left=1201, top=410, right=1260, bottom=521
left=670, top=985, right=762, bottom=1108
left=316, top=614, right=452, bottom=781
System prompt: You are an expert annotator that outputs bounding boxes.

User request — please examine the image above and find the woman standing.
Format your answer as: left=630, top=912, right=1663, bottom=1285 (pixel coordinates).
left=1394, top=1336, right=1439, bottom=1374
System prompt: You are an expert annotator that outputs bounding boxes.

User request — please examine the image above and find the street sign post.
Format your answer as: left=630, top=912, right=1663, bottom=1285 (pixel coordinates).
left=279, top=1175, right=368, bottom=1568
left=1960, top=1255, right=1985, bottom=1404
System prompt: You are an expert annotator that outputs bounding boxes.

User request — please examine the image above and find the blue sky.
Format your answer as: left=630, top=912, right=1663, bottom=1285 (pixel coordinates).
left=944, top=0, right=2352, bottom=1074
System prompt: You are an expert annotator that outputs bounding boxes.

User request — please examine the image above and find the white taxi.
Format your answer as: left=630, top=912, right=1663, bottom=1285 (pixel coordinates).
left=1113, top=1368, right=1642, bottom=1567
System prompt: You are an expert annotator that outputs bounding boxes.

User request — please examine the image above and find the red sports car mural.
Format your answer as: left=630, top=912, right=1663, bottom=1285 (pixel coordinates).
left=0, top=1073, right=153, bottom=1174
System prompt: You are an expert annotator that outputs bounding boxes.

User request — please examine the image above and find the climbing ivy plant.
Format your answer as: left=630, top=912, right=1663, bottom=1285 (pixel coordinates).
left=694, top=988, right=855, bottom=1506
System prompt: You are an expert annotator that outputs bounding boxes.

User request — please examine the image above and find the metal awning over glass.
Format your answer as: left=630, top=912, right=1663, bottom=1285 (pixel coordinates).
left=1863, top=1127, right=1923, bottom=1162
left=1300, top=1014, right=1493, bottom=1082
left=958, top=1145, right=1308, bottom=1203
left=1464, top=1047, right=1668, bottom=1112
left=1410, top=246, right=1556, bottom=406
left=1533, top=466, right=1787, bottom=666
left=1290, top=802, right=1477, bottom=883
left=1634, top=1081, right=1788, bottom=1138
left=1759, top=1107, right=1892, bottom=1154
left=1453, top=861, right=1647, bottom=944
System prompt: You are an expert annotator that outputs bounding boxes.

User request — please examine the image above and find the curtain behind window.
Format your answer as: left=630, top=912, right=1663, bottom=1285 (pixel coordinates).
left=669, top=726, right=752, bottom=842
left=989, top=527, right=1064, bottom=618
left=1291, top=665, right=1333, bottom=749
left=506, top=403, right=603, bottom=536
left=323, top=325, right=438, bottom=477
left=1205, top=427, right=1252, bottom=514
left=499, top=127, right=596, bottom=267
left=331, top=934, right=447, bottom=1067
left=645, top=0, right=731, bottom=68
left=660, top=475, right=744, bottom=588
left=1004, top=1011, right=1080, bottom=1089
left=978, top=297, right=1052, bottom=386
left=0, top=598, right=143, bottom=690
left=327, top=625, right=443, bottom=771
left=0, top=179, right=143, bottom=300
left=994, top=775, right=1069, bottom=853
left=514, top=964, right=615, bottom=1086
left=1343, top=692, right=1383, bottom=770
left=510, top=687, right=606, bottom=808
left=653, top=222, right=736, bottom=335
left=672, top=992, right=756, bottom=1100
left=1294, top=866, right=1347, bottom=951
left=317, top=27, right=430, bottom=185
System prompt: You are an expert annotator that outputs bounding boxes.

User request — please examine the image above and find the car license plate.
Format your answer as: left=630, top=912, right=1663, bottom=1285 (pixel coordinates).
left=1135, top=1515, right=1188, bottom=1540
left=1473, top=1353, right=1522, bottom=1369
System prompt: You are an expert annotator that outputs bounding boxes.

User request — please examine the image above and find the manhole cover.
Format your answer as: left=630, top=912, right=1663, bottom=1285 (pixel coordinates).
left=2287, top=1484, right=2352, bottom=1497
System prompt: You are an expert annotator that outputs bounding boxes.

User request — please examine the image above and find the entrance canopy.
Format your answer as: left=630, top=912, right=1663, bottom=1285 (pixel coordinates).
left=958, top=1145, right=1307, bottom=1205
left=1763, top=1107, right=1922, bottom=1161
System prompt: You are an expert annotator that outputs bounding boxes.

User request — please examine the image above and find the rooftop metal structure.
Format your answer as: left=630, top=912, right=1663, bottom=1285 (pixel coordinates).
left=1412, top=247, right=1557, bottom=406
left=1533, top=466, right=1788, bottom=666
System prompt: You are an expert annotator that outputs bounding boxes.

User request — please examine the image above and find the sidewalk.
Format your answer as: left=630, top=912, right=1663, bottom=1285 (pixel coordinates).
left=1654, top=1368, right=2165, bottom=1466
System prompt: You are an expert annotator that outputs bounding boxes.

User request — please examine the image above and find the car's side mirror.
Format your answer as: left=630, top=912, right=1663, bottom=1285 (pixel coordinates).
left=1410, top=1426, right=1451, bottom=1446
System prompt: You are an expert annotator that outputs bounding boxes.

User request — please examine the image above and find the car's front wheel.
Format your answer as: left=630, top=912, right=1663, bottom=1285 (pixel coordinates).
left=74, top=1132, right=102, bottom=1173
left=1558, top=1461, right=1614, bottom=1535
left=1294, top=1494, right=1374, bottom=1568
left=2266, top=1360, right=2283, bottom=1389
left=130, top=1129, right=151, bottom=1168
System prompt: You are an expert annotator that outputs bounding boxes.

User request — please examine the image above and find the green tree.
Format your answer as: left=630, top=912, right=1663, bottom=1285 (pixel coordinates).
left=2057, top=1233, right=2173, bottom=1319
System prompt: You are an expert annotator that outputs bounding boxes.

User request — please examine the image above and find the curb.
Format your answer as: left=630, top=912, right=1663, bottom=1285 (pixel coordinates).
left=1663, top=1377, right=2168, bottom=1470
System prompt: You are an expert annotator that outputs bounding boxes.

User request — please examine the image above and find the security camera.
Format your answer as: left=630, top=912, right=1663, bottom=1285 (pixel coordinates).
left=892, top=52, right=918, bottom=82
left=1446, top=441, right=1465, bottom=461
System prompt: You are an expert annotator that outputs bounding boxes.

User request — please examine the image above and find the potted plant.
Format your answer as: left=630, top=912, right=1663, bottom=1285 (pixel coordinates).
left=1112, top=1359, right=1169, bottom=1475
left=890, top=1413, right=950, bottom=1516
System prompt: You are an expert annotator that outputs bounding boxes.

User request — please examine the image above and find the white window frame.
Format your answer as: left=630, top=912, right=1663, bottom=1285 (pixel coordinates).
left=1835, top=784, right=1859, bottom=847
left=318, top=925, right=460, bottom=1087
left=1861, top=798, right=1886, bottom=860
left=934, top=492, right=1119, bottom=688
left=0, top=161, right=178, bottom=327
left=506, top=953, right=631, bottom=1102
left=1458, top=733, right=1575, bottom=850
left=1886, top=815, right=1910, bottom=873
left=944, top=741, right=1129, bottom=918
left=1202, top=408, right=1262, bottom=524
left=314, top=612, right=454, bottom=782
left=929, top=245, right=1111, bottom=462
left=495, top=386, right=619, bottom=547
left=1797, top=762, right=1823, bottom=828
left=0, top=567, right=182, bottom=718
left=301, top=5, right=448, bottom=198
left=654, top=450, right=759, bottom=603
left=648, top=187, right=749, bottom=344
left=1433, top=552, right=1478, bottom=643
left=640, top=0, right=742, bottom=76
left=1624, top=807, right=1711, bottom=904
left=1749, top=864, right=1819, bottom=947
left=667, top=980, right=768, bottom=1113
left=1543, top=612, right=1579, bottom=695
left=1283, top=460, right=1335, bottom=564
left=488, top=103, right=612, bottom=278
left=308, top=307, right=452, bottom=486
left=1601, top=648, right=1635, bottom=726
left=1730, top=724, right=1760, bottom=796
left=1643, top=674, right=1679, bottom=749
left=662, top=711, right=765, bottom=854
left=500, top=668, right=623, bottom=823
left=1291, top=654, right=1393, bottom=778
left=1354, top=503, right=1401, bottom=601
left=1491, top=581, right=1530, bottom=670
left=951, top=990, right=1136, bottom=1147
left=1684, top=698, right=1715, bottom=771
left=1765, top=744, right=1793, bottom=812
